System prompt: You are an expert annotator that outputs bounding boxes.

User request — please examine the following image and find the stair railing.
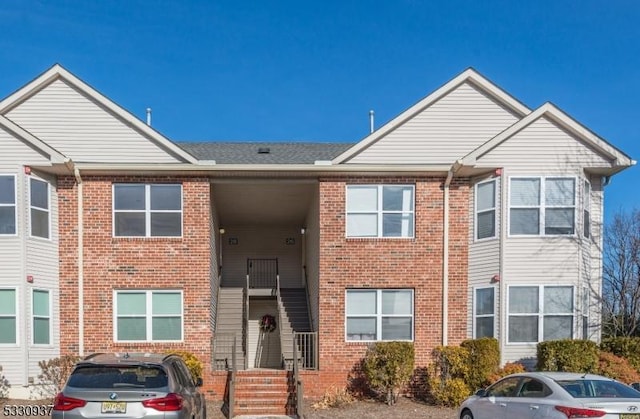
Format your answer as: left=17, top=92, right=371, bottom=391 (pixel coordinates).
left=293, top=335, right=303, bottom=417
left=228, top=335, right=237, bottom=418
left=294, top=331, right=318, bottom=370
left=275, top=272, right=289, bottom=369
left=302, top=265, right=315, bottom=332
left=242, top=285, right=248, bottom=370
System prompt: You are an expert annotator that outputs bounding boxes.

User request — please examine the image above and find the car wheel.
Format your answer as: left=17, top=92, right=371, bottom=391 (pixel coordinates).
left=460, top=408, right=474, bottom=419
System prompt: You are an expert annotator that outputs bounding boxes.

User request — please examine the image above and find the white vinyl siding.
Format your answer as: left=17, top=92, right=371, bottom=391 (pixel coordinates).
left=29, top=178, right=50, bottom=239
left=346, top=185, right=414, bottom=238
left=113, top=184, right=182, bottom=237
left=114, top=290, right=183, bottom=342
left=509, top=177, right=575, bottom=236
left=345, top=289, right=414, bottom=341
left=0, top=288, right=17, bottom=344
left=475, top=180, right=496, bottom=240
left=32, top=289, right=51, bottom=345
left=508, top=285, right=574, bottom=344
left=0, top=175, right=16, bottom=235
left=474, top=287, right=495, bottom=338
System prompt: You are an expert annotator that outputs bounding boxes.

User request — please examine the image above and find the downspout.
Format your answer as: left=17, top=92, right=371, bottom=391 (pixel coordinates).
left=442, top=160, right=463, bottom=346
left=73, top=166, right=84, bottom=356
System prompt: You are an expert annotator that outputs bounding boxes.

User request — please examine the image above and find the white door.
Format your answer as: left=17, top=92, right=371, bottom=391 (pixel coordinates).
left=248, top=299, right=281, bottom=368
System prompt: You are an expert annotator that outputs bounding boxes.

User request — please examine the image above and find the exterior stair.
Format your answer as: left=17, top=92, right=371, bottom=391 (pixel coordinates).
left=214, top=287, right=245, bottom=370
left=229, top=370, right=296, bottom=416
left=279, top=288, right=312, bottom=369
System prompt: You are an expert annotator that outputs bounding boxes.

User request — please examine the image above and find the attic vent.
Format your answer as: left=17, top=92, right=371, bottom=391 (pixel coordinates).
left=258, top=147, right=271, bottom=154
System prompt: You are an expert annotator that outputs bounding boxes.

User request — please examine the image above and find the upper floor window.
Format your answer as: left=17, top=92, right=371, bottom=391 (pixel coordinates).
left=508, top=285, right=574, bottom=343
left=32, top=289, right=51, bottom=345
left=474, top=287, right=495, bottom=338
left=0, top=175, right=16, bottom=235
left=583, top=180, right=591, bottom=238
left=346, top=289, right=413, bottom=341
left=30, top=178, right=50, bottom=239
left=113, top=184, right=182, bottom=237
left=0, top=288, right=17, bottom=344
left=475, top=180, right=496, bottom=240
left=114, top=290, right=183, bottom=342
left=509, top=177, right=575, bottom=236
left=346, top=185, right=414, bottom=238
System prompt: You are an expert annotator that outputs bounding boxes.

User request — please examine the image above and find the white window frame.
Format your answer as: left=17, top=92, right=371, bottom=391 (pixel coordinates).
left=475, top=179, right=497, bottom=241
left=113, top=290, right=184, bottom=342
left=345, top=289, right=414, bottom=342
left=345, top=184, right=415, bottom=238
left=507, top=285, right=575, bottom=344
left=582, top=286, right=590, bottom=339
left=29, top=177, right=51, bottom=240
left=473, top=286, right=496, bottom=338
left=0, top=287, right=18, bottom=346
left=32, top=288, right=52, bottom=346
left=508, top=176, right=577, bottom=237
left=112, top=184, right=183, bottom=238
left=0, top=174, right=17, bottom=236
left=583, top=180, right=591, bottom=239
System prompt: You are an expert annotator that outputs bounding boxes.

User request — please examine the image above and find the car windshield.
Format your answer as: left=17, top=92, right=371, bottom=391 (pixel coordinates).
left=67, top=365, right=168, bottom=389
left=556, top=379, right=640, bottom=398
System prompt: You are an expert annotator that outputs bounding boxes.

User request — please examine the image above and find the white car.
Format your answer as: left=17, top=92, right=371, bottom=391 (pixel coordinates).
left=458, top=371, right=640, bottom=419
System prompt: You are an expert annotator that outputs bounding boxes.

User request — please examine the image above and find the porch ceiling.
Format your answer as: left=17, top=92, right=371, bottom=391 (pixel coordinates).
left=213, top=181, right=315, bottom=226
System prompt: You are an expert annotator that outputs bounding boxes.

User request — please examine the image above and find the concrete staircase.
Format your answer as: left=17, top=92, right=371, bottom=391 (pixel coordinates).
left=228, top=370, right=296, bottom=416
left=214, top=287, right=245, bottom=370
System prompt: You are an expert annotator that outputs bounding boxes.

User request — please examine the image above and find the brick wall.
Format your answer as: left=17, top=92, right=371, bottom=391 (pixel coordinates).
left=58, top=176, right=213, bottom=371
left=314, top=176, right=469, bottom=394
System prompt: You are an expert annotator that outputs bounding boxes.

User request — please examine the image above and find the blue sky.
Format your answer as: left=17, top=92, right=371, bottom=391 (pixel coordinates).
left=0, top=0, right=638, bottom=219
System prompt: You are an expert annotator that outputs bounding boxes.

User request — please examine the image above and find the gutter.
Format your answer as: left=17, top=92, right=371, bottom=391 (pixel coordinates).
left=442, top=160, right=463, bottom=346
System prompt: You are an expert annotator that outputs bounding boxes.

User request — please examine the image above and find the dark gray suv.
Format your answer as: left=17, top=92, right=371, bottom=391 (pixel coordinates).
left=52, top=353, right=206, bottom=419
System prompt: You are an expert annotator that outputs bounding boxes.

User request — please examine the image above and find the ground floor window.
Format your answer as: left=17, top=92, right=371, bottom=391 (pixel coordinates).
left=114, top=290, right=183, bottom=342
left=0, top=288, right=17, bottom=344
left=345, top=289, right=413, bottom=341
left=508, top=285, right=574, bottom=343
left=474, top=287, right=495, bottom=338
left=32, top=289, right=51, bottom=345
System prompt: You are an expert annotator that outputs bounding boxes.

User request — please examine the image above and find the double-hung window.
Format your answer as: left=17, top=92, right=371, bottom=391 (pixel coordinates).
left=474, top=287, right=495, bottom=338
left=508, top=285, right=574, bottom=343
left=583, top=180, right=591, bottom=238
left=475, top=180, right=496, bottom=240
left=509, top=177, right=575, bottom=236
left=346, top=289, right=413, bottom=341
left=0, top=175, right=16, bottom=235
left=346, top=185, right=414, bottom=238
left=32, top=289, right=51, bottom=345
left=30, top=178, right=50, bottom=239
left=0, top=288, right=17, bottom=344
left=114, top=290, right=183, bottom=342
left=113, top=184, right=182, bottom=237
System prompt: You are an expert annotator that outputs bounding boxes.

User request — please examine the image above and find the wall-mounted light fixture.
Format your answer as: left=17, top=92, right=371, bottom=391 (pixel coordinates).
left=491, top=274, right=500, bottom=283
left=300, top=227, right=306, bottom=235
left=219, top=227, right=225, bottom=234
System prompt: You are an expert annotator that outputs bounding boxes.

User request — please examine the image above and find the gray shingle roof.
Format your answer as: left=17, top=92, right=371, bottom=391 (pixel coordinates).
left=177, top=141, right=355, bottom=164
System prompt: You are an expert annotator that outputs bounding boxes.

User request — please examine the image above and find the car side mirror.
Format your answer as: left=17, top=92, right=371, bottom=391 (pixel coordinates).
left=195, top=377, right=203, bottom=387
left=475, top=389, right=487, bottom=397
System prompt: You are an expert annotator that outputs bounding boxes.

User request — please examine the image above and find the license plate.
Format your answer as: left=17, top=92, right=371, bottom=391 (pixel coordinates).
left=101, top=401, right=126, bottom=414
left=621, top=414, right=640, bottom=419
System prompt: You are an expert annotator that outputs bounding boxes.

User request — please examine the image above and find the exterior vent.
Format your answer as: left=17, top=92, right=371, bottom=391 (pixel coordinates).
left=258, top=147, right=270, bottom=154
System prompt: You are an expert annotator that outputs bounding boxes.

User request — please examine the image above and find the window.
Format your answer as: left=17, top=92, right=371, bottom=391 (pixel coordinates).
left=475, top=180, right=496, bottom=240
left=346, top=185, right=414, bottom=238
left=32, top=289, right=50, bottom=345
left=0, top=289, right=17, bottom=344
left=474, top=287, right=495, bottom=338
left=518, top=378, right=551, bottom=398
left=346, top=289, right=413, bottom=341
left=486, top=376, right=520, bottom=397
left=30, top=178, right=50, bottom=239
left=582, top=287, right=589, bottom=339
left=583, top=180, right=591, bottom=238
left=508, top=285, right=574, bottom=343
left=0, top=175, right=16, bottom=235
left=113, top=184, right=182, bottom=237
left=509, top=177, right=575, bottom=236
left=114, top=290, right=183, bottom=342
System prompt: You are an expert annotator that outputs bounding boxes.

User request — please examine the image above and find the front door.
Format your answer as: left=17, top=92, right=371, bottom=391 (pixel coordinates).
left=248, top=298, right=281, bottom=368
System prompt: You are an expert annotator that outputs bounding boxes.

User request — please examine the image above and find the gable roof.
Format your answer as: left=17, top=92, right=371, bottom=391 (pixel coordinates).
left=332, top=68, right=532, bottom=164
left=178, top=141, right=354, bottom=164
left=0, top=64, right=198, bottom=164
left=0, top=114, right=68, bottom=164
left=461, top=102, right=635, bottom=172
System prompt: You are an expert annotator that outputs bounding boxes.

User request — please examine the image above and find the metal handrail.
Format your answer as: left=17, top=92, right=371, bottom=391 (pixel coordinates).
left=247, top=258, right=278, bottom=288
left=242, top=286, right=248, bottom=370
left=228, top=336, right=237, bottom=418
left=293, top=335, right=303, bottom=417
left=294, top=332, right=318, bottom=370
left=303, top=265, right=315, bottom=332
left=276, top=273, right=287, bottom=369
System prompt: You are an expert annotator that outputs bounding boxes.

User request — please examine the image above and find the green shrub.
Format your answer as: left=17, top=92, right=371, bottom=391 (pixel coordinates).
left=165, top=350, right=203, bottom=381
left=486, top=362, right=527, bottom=384
left=361, top=342, right=415, bottom=405
left=598, top=351, right=640, bottom=383
left=461, top=338, right=500, bottom=390
left=536, top=340, right=599, bottom=373
left=0, top=365, right=9, bottom=400
left=430, top=345, right=470, bottom=382
left=31, top=355, right=81, bottom=401
left=428, top=377, right=470, bottom=407
left=601, top=337, right=640, bottom=373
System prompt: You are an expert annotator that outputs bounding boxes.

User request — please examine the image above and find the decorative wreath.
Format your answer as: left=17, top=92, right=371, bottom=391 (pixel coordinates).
left=260, top=314, right=277, bottom=333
